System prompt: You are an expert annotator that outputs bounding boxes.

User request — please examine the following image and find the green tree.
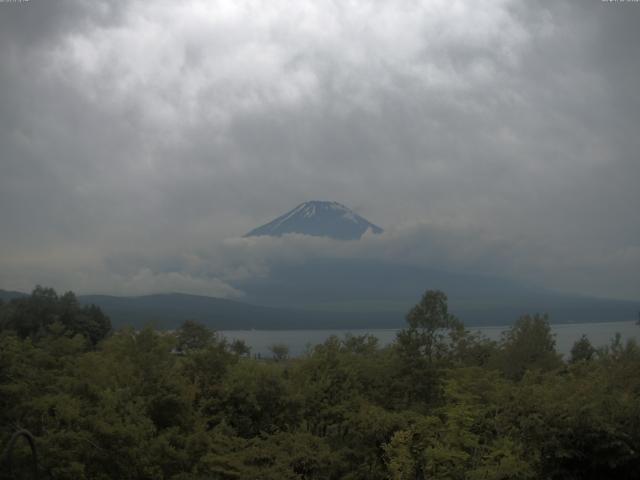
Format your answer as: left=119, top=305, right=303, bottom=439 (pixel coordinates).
left=176, top=319, right=215, bottom=352
left=569, top=334, right=596, bottom=363
left=219, top=361, right=297, bottom=437
left=341, top=333, right=379, bottom=355
left=498, top=314, right=562, bottom=380
left=4, top=286, right=640, bottom=480
left=393, top=290, right=465, bottom=406
left=0, top=287, right=110, bottom=346
left=230, top=338, right=251, bottom=357
left=0, top=285, right=59, bottom=339
left=397, top=290, right=464, bottom=363
left=59, top=292, right=111, bottom=346
left=269, top=343, right=290, bottom=362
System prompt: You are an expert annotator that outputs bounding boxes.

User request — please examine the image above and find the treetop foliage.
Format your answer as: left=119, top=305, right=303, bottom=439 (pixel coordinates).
left=0, top=285, right=111, bottom=346
left=1, top=288, right=639, bottom=479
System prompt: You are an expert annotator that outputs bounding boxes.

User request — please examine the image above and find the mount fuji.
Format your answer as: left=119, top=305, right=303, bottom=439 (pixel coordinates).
left=245, top=201, right=383, bottom=240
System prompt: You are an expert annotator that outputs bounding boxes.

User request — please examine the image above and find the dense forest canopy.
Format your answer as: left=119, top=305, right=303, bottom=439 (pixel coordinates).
left=1, top=287, right=640, bottom=479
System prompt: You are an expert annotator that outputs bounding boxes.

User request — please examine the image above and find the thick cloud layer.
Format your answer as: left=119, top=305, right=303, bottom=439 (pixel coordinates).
left=1, top=0, right=638, bottom=300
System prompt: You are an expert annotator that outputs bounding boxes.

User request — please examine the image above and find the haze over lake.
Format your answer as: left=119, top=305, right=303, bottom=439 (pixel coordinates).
left=223, top=321, right=640, bottom=358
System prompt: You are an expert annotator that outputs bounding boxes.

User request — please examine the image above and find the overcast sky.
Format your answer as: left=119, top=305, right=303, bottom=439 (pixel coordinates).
left=1, top=0, right=638, bottom=300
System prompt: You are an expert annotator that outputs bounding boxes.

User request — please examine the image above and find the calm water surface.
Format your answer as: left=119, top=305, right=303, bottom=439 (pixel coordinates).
left=221, top=321, right=639, bottom=358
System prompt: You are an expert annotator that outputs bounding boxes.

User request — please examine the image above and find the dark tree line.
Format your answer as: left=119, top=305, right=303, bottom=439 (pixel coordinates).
left=1, top=287, right=639, bottom=479
left=0, top=286, right=111, bottom=346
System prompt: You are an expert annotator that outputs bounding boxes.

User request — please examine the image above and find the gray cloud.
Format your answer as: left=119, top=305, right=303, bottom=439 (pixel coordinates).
left=0, top=0, right=638, bottom=300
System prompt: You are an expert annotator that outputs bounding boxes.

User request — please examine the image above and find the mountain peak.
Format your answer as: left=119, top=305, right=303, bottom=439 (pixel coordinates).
left=245, top=201, right=383, bottom=240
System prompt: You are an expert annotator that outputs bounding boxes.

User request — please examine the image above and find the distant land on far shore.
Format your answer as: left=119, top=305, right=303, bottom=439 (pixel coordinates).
left=1, top=287, right=638, bottom=331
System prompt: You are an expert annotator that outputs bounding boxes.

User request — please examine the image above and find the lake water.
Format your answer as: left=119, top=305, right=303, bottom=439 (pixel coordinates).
left=221, top=321, right=639, bottom=358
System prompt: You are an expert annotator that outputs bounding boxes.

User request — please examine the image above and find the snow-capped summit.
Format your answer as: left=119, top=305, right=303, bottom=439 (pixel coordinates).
left=245, top=201, right=383, bottom=240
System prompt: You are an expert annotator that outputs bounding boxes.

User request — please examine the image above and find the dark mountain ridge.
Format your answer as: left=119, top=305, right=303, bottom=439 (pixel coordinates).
left=2, top=283, right=638, bottom=331
left=73, top=293, right=398, bottom=330
left=0, top=289, right=27, bottom=302
left=235, top=258, right=640, bottom=326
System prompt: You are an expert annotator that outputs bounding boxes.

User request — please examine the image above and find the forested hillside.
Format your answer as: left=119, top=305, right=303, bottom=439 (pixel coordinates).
left=2, top=288, right=640, bottom=479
